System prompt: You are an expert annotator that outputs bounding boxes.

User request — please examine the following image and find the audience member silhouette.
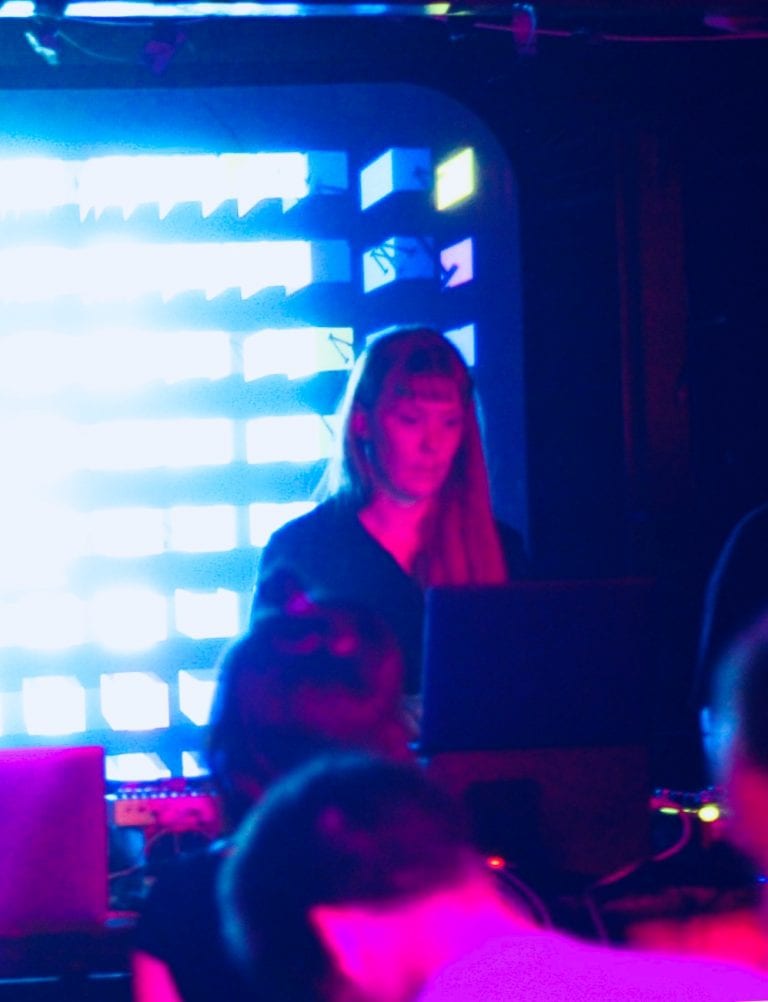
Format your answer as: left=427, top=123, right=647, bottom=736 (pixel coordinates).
left=132, top=577, right=413, bottom=1002
left=220, top=753, right=768, bottom=1002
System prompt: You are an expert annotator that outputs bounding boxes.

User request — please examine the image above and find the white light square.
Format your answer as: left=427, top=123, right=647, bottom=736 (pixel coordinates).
left=174, top=589, right=240, bottom=640
left=100, top=671, right=170, bottom=731
left=178, top=669, right=218, bottom=726
left=22, top=676, right=86, bottom=735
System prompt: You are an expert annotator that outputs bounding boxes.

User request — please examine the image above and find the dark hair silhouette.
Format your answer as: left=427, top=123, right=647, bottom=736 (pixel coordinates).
left=220, top=753, right=471, bottom=1002
left=208, top=574, right=411, bottom=828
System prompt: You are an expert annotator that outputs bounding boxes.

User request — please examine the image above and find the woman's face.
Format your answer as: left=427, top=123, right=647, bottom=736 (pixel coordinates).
left=357, top=374, right=465, bottom=505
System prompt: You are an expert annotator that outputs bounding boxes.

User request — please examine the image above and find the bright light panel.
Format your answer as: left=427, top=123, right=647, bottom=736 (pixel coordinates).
left=362, top=236, right=434, bottom=293
left=105, top=753, right=171, bottom=783
left=435, top=147, right=476, bottom=210
left=0, top=241, right=316, bottom=303
left=78, top=419, right=233, bottom=471
left=84, top=508, right=166, bottom=559
left=178, top=668, right=218, bottom=726
left=1, top=593, right=87, bottom=650
left=181, top=751, right=209, bottom=778
left=243, top=327, right=354, bottom=380
left=440, top=237, right=474, bottom=288
left=359, top=147, right=431, bottom=210
left=174, top=589, right=240, bottom=640
left=169, top=506, right=238, bottom=553
left=245, top=414, right=335, bottom=463
left=100, top=671, right=170, bottom=731
left=88, top=587, right=168, bottom=651
left=22, top=676, right=86, bottom=735
left=444, top=323, right=477, bottom=368
left=0, top=152, right=316, bottom=220
left=0, top=330, right=233, bottom=396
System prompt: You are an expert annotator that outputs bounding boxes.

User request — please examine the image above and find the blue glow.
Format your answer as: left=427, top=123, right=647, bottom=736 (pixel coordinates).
left=169, top=506, right=237, bottom=554
left=100, top=671, right=170, bottom=731
left=0, top=241, right=315, bottom=303
left=305, top=152, right=349, bottom=197
left=0, top=1, right=450, bottom=17
left=174, top=589, right=240, bottom=640
left=245, top=415, right=335, bottom=463
left=360, top=147, right=431, bottom=210
left=105, top=753, right=171, bottom=783
left=178, top=669, right=218, bottom=726
left=88, top=587, right=168, bottom=651
left=242, top=327, right=354, bottom=380
left=22, top=676, right=86, bottom=735
left=362, top=236, right=435, bottom=292
left=440, top=237, right=474, bottom=288
left=249, top=501, right=317, bottom=546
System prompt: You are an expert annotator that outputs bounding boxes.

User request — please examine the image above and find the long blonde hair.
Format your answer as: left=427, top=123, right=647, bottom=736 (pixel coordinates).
left=325, top=327, right=508, bottom=587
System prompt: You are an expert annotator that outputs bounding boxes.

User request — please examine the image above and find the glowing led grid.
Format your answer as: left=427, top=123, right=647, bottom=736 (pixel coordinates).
left=440, top=237, right=474, bottom=288
left=100, top=671, right=170, bottom=731
left=362, top=236, right=435, bottom=292
left=169, top=506, right=237, bottom=554
left=0, top=240, right=341, bottom=303
left=359, top=147, right=431, bottom=210
left=22, top=676, right=86, bottom=735
left=178, top=668, right=218, bottom=726
left=88, top=587, right=168, bottom=651
left=0, top=151, right=349, bottom=220
left=105, top=753, right=171, bottom=783
left=242, top=327, right=354, bottom=381
left=435, top=148, right=476, bottom=210
left=174, top=589, right=240, bottom=640
left=245, top=414, right=335, bottom=464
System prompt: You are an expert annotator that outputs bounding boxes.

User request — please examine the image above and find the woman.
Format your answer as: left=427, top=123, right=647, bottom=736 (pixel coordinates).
left=132, top=576, right=413, bottom=1002
left=253, top=327, right=529, bottom=693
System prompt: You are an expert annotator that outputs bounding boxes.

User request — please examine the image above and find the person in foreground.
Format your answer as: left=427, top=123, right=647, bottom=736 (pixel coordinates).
left=220, top=753, right=768, bottom=1002
left=707, top=609, right=768, bottom=883
left=252, top=326, right=529, bottom=693
left=698, top=502, right=768, bottom=758
left=132, top=578, right=413, bottom=1002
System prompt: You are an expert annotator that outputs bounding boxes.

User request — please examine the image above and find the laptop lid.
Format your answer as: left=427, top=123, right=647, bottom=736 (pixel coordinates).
left=419, top=579, right=656, bottom=755
left=0, top=745, right=108, bottom=937
left=419, top=580, right=657, bottom=877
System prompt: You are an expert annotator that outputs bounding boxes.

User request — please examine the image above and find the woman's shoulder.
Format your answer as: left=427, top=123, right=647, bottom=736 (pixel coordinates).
left=266, top=497, right=356, bottom=549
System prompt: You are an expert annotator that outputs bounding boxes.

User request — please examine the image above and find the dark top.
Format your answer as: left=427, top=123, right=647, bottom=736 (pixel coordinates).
left=697, top=502, right=768, bottom=706
left=134, top=844, right=251, bottom=1002
left=252, top=497, right=529, bottom=694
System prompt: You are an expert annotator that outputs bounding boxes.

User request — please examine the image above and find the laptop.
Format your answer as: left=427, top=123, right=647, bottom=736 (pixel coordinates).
left=419, top=579, right=656, bottom=877
left=0, top=745, right=108, bottom=937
